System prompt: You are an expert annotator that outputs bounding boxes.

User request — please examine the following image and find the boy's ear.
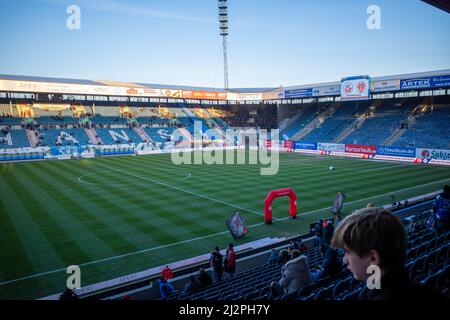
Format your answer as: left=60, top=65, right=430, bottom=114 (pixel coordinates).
left=368, top=249, right=381, bottom=265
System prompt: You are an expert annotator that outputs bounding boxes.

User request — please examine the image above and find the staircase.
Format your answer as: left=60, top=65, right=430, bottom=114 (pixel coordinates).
left=335, top=117, right=366, bottom=143
left=26, top=129, right=38, bottom=147
left=84, top=128, right=100, bottom=145
left=334, top=101, right=382, bottom=143
left=134, top=127, right=153, bottom=142
left=291, top=106, right=338, bottom=141
left=383, top=116, right=416, bottom=146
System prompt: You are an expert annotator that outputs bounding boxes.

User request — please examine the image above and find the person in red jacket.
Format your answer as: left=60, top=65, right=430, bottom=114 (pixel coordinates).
left=224, top=243, right=237, bottom=279
left=161, top=265, right=173, bottom=280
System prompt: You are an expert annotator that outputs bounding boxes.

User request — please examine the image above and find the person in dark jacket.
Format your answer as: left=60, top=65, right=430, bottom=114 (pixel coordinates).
left=59, top=288, right=79, bottom=300
left=432, top=185, right=450, bottom=234
left=210, top=246, right=223, bottom=282
left=332, top=207, right=442, bottom=300
left=276, top=249, right=290, bottom=265
left=266, top=249, right=278, bottom=265
left=183, top=275, right=200, bottom=294
left=197, top=268, right=213, bottom=289
left=311, top=246, right=342, bottom=281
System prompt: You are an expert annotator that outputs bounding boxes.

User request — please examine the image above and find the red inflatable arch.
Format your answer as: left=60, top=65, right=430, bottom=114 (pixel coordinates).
left=264, top=188, right=297, bottom=224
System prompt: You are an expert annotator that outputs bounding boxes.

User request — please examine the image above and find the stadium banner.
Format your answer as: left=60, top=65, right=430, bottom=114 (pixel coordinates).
left=294, top=141, right=317, bottom=150
left=331, top=192, right=346, bottom=215
left=284, top=88, right=313, bottom=99
left=376, top=145, right=416, bottom=158
left=416, top=148, right=450, bottom=161
left=312, top=85, right=341, bottom=97
left=226, top=92, right=263, bottom=101
left=262, top=90, right=284, bottom=100
left=371, top=80, right=401, bottom=92
left=341, top=76, right=370, bottom=101
left=317, top=142, right=345, bottom=153
left=226, top=211, right=249, bottom=240
left=283, top=140, right=294, bottom=151
left=345, top=144, right=376, bottom=154
left=182, top=90, right=227, bottom=100
left=0, top=79, right=185, bottom=98
left=400, top=75, right=450, bottom=90
left=156, top=89, right=182, bottom=98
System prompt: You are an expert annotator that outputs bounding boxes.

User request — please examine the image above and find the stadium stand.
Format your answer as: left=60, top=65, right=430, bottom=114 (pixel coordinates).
left=396, top=104, right=450, bottom=149
left=93, top=197, right=448, bottom=301
left=37, top=128, right=90, bottom=146
left=95, top=127, right=144, bottom=145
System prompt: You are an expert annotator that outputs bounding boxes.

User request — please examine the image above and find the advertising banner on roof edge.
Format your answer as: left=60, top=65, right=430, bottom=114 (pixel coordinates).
left=0, top=79, right=183, bottom=98
left=400, top=75, right=450, bottom=90
left=371, top=80, right=401, bottom=92
left=283, top=88, right=313, bottom=99
left=182, top=90, right=227, bottom=100
left=312, top=85, right=341, bottom=97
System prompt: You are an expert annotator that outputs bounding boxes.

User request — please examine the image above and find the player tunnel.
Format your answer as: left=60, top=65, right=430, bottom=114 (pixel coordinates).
left=264, top=187, right=297, bottom=224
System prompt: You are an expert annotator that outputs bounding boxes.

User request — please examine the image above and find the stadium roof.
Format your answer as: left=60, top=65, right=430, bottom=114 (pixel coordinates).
left=0, top=68, right=449, bottom=93
left=422, top=0, right=450, bottom=14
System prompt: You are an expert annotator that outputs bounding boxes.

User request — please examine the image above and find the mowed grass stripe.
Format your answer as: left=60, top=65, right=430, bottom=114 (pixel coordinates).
left=0, top=173, right=65, bottom=277
left=8, top=166, right=105, bottom=276
left=53, top=161, right=184, bottom=246
left=31, top=162, right=141, bottom=255
left=0, top=199, right=36, bottom=281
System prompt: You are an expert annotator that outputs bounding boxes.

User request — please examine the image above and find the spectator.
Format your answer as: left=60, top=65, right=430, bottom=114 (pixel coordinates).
left=266, top=249, right=278, bottom=265
left=432, top=185, right=450, bottom=234
left=157, top=276, right=174, bottom=300
left=298, top=239, right=308, bottom=253
left=210, top=246, right=223, bottom=282
left=271, top=250, right=311, bottom=296
left=59, top=287, right=79, bottom=300
left=322, top=220, right=334, bottom=248
left=183, top=275, right=200, bottom=294
left=161, top=265, right=173, bottom=280
left=276, top=249, right=290, bottom=265
left=224, top=243, right=237, bottom=279
left=331, top=207, right=442, bottom=300
left=311, top=246, right=342, bottom=282
left=197, top=268, right=212, bottom=289
left=286, top=245, right=295, bottom=259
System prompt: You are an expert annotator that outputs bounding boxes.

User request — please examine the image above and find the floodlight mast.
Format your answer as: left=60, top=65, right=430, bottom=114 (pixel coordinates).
left=218, top=0, right=229, bottom=90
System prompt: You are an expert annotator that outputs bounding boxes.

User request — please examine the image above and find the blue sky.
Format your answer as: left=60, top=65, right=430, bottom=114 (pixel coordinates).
left=0, top=0, right=449, bottom=88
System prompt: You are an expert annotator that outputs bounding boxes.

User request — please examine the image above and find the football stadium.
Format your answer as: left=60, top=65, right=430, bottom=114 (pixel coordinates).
left=0, top=0, right=449, bottom=305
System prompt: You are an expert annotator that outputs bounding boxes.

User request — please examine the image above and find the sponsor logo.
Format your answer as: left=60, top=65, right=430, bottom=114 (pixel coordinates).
left=421, top=150, right=431, bottom=159
left=344, top=82, right=353, bottom=93
left=357, top=81, right=366, bottom=93
left=126, top=88, right=138, bottom=95
left=401, top=78, right=431, bottom=90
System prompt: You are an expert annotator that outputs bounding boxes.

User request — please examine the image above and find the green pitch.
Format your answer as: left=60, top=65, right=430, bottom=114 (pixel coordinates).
left=1, top=151, right=449, bottom=299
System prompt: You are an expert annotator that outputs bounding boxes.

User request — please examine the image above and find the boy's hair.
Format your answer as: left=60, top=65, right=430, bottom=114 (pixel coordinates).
left=331, top=207, right=407, bottom=273
left=291, top=249, right=301, bottom=259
